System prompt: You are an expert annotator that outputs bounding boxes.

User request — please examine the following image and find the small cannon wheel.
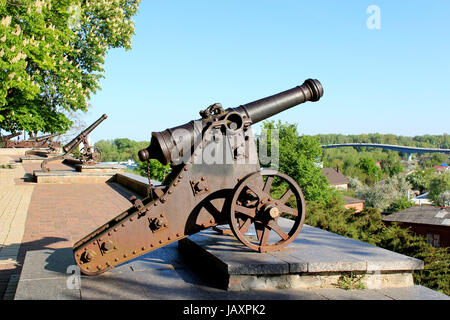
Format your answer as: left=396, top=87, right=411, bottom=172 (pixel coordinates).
left=80, top=146, right=102, bottom=164
left=228, top=170, right=305, bottom=253
left=93, top=146, right=103, bottom=163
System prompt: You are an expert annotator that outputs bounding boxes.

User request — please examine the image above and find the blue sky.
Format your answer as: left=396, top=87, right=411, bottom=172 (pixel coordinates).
left=85, top=0, right=450, bottom=143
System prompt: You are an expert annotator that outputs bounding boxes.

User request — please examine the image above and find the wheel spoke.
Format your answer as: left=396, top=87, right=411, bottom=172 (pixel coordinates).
left=239, top=217, right=252, bottom=233
left=246, top=181, right=269, bottom=200
left=279, top=189, right=293, bottom=204
left=268, top=220, right=289, bottom=241
left=260, top=226, right=270, bottom=246
left=278, top=203, right=298, bottom=216
left=263, top=176, right=273, bottom=194
left=255, top=222, right=264, bottom=242
left=235, top=205, right=256, bottom=218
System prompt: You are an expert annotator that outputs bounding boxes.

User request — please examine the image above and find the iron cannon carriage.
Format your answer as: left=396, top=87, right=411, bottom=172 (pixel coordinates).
left=41, top=114, right=107, bottom=172
left=73, top=79, right=324, bottom=275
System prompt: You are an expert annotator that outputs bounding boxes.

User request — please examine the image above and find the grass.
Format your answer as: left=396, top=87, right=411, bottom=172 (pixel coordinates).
left=336, top=272, right=367, bottom=290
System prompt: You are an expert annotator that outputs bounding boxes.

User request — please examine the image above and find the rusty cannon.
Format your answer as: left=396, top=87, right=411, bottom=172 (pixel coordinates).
left=1, top=131, right=22, bottom=148
left=41, top=114, right=107, bottom=172
left=73, top=79, right=323, bottom=275
left=24, top=133, right=61, bottom=156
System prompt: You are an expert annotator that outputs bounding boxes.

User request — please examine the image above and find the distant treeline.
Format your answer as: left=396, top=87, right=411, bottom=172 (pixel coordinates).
left=314, top=133, right=450, bottom=149
left=95, top=138, right=148, bottom=163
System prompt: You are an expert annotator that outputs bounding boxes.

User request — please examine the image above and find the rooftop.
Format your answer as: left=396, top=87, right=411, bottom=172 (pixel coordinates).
left=382, top=206, right=450, bottom=227
left=322, top=168, right=349, bottom=185
left=343, top=196, right=365, bottom=204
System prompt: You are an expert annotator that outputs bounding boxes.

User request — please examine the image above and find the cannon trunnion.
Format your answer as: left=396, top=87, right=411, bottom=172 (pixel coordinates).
left=73, top=79, right=323, bottom=275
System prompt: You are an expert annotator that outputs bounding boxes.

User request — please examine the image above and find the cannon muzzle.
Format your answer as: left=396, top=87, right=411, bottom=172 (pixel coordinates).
left=139, top=79, right=323, bottom=165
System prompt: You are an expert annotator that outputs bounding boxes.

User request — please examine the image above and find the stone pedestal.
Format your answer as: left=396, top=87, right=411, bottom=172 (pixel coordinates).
left=178, top=219, right=424, bottom=291
left=75, top=163, right=125, bottom=173
left=33, top=170, right=116, bottom=184
left=32, top=162, right=125, bottom=184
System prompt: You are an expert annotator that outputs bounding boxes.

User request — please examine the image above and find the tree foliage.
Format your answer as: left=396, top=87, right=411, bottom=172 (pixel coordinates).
left=351, top=175, right=412, bottom=212
left=385, top=197, right=414, bottom=214
left=0, top=0, right=140, bottom=134
left=357, top=156, right=382, bottom=181
left=260, top=120, right=333, bottom=203
left=428, top=172, right=450, bottom=202
left=95, top=138, right=169, bottom=182
left=315, top=133, right=450, bottom=149
left=406, top=168, right=436, bottom=193
left=322, top=146, right=407, bottom=185
left=434, top=190, right=450, bottom=207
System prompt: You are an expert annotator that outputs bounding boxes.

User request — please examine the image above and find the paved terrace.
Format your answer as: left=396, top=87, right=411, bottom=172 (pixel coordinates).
left=0, top=150, right=449, bottom=300
left=0, top=153, right=136, bottom=299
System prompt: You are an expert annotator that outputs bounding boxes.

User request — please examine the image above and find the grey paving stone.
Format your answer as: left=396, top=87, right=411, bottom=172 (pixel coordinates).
left=19, top=248, right=76, bottom=280
left=133, top=269, right=213, bottom=300
left=14, top=278, right=81, bottom=300
left=285, top=223, right=424, bottom=272
left=375, top=285, right=450, bottom=300
left=313, top=288, right=393, bottom=300
left=205, top=287, right=327, bottom=300
left=183, top=231, right=289, bottom=275
left=80, top=272, right=147, bottom=300
left=125, top=246, right=186, bottom=272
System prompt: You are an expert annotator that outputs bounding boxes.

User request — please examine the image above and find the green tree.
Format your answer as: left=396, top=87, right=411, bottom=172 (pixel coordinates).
left=95, top=139, right=119, bottom=162
left=428, top=172, right=450, bottom=202
left=135, top=159, right=170, bottom=183
left=382, top=152, right=404, bottom=177
left=385, top=197, right=414, bottom=214
left=0, top=0, right=140, bottom=134
left=434, top=191, right=450, bottom=207
left=352, top=174, right=411, bottom=212
left=357, top=156, right=382, bottom=182
left=430, top=154, right=448, bottom=166
left=261, top=121, right=333, bottom=203
left=406, top=169, right=436, bottom=193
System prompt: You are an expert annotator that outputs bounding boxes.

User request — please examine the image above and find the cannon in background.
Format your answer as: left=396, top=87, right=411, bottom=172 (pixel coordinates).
left=41, top=114, right=107, bottom=172
left=24, top=133, right=61, bottom=157
left=73, top=79, right=323, bottom=275
left=1, top=131, right=22, bottom=148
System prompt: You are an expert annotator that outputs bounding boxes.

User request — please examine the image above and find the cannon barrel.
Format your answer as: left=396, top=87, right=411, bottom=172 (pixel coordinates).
left=35, top=133, right=60, bottom=142
left=138, top=79, right=323, bottom=165
left=63, top=114, right=107, bottom=153
left=232, top=78, right=323, bottom=124
left=1, top=131, right=22, bottom=140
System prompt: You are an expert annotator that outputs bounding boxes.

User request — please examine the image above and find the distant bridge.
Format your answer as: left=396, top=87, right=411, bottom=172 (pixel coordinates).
left=321, top=143, right=450, bottom=161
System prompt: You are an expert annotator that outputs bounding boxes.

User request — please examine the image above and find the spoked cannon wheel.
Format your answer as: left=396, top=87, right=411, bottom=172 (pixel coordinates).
left=80, top=146, right=103, bottom=164
left=229, top=170, right=306, bottom=253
